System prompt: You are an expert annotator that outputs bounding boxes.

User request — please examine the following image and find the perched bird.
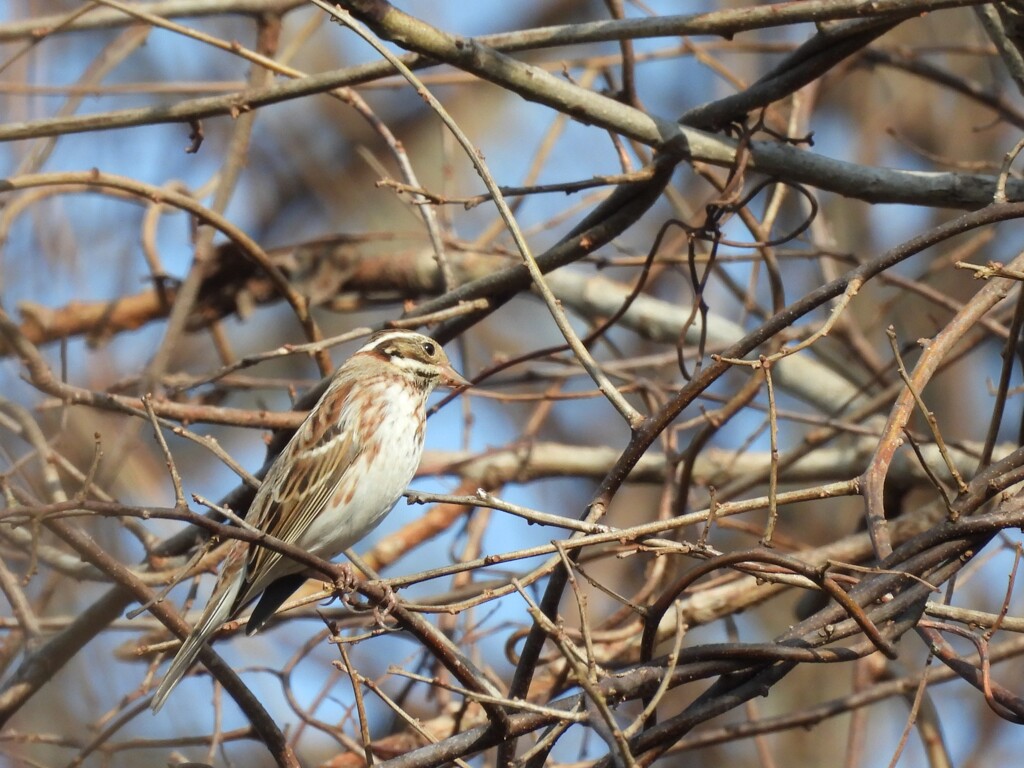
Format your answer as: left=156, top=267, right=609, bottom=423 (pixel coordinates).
left=150, top=330, right=468, bottom=711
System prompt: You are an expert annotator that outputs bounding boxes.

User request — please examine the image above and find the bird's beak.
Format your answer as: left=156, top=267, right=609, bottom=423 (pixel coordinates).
left=439, top=364, right=471, bottom=389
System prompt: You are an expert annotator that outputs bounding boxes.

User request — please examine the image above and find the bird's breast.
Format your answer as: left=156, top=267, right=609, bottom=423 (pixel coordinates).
left=303, top=379, right=426, bottom=558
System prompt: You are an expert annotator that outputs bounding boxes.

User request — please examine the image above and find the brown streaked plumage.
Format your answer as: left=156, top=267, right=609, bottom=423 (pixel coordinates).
left=150, top=330, right=467, bottom=712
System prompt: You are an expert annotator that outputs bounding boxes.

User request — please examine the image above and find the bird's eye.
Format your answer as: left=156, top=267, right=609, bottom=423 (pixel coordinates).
left=422, top=341, right=437, bottom=356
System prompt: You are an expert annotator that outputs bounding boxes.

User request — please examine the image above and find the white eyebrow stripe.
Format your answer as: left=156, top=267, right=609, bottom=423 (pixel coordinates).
left=355, top=330, right=425, bottom=355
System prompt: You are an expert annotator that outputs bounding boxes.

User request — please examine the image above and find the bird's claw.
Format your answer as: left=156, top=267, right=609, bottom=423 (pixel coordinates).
left=372, top=582, right=398, bottom=626
left=333, top=563, right=356, bottom=594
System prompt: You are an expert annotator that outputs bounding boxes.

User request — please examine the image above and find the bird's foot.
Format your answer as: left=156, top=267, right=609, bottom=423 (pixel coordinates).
left=372, top=582, right=398, bottom=626
left=332, top=563, right=357, bottom=595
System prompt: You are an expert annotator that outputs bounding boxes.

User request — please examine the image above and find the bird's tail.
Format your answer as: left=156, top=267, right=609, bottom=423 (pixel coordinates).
left=150, top=574, right=241, bottom=713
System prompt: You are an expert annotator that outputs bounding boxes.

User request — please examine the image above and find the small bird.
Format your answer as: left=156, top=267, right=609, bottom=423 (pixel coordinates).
left=150, top=330, right=468, bottom=711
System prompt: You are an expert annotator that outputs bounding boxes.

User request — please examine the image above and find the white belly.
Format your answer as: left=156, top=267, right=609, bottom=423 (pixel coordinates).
left=298, top=379, right=425, bottom=559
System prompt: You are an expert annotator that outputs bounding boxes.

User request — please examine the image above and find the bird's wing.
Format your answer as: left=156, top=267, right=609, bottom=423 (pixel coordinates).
left=232, top=380, right=362, bottom=611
